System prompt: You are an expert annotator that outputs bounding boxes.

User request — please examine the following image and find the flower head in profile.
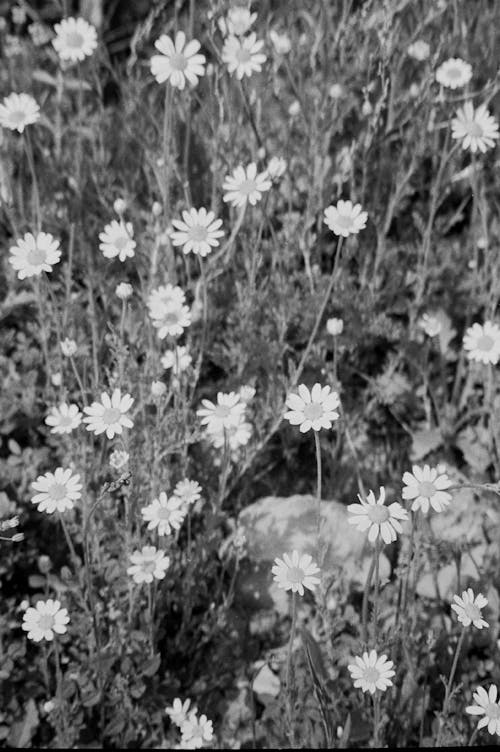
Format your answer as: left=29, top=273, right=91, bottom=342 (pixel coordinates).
left=180, top=711, right=214, bottom=749
left=0, top=92, right=40, bottom=133
left=116, top=282, right=133, bottom=300
left=451, top=102, right=499, bottom=154
left=272, top=550, right=320, bottom=596
left=435, top=58, right=472, bottom=89
left=173, top=479, right=202, bottom=509
left=451, top=589, right=489, bottom=630
left=348, top=651, right=395, bottom=694
left=22, top=599, right=69, bottom=642
left=222, top=33, right=266, bottom=79
left=347, top=486, right=408, bottom=544
left=326, top=317, right=343, bottom=336
left=419, top=313, right=442, bottom=338
left=52, top=17, right=98, bottom=62
left=284, top=383, right=340, bottom=433
left=223, top=163, right=272, bottom=208
left=466, top=685, right=500, bottom=736
left=45, top=403, right=82, bottom=435
left=151, top=31, right=206, bottom=89
left=99, top=220, right=136, bottom=262
left=324, top=200, right=368, bottom=237
left=269, top=30, right=291, bottom=55
left=219, top=7, right=257, bottom=36
left=170, top=207, right=224, bottom=257
left=166, top=697, right=195, bottom=728
left=60, top=338, right=77, bottom=357
left=31, top=467, right=82, bottom=514
left=463, top=321, right=500, bottom=365
left=109, top=449, right=129, bottom=470
left=197, top=392, right=246, bottom=433
left=127, top=546, right=170, bottom=584
left=402, top=465, right=452, bottom=514
left=83, top=389, right=134, bottom=439
left=266, top=156, right=287, bottom=181
left=407, top=40, right=430, bottom=61
left=9, top=232, right=61, bottom=279
left=161, top=346, right=192, bottom=375
left=141, top=492, right=186, bottom=537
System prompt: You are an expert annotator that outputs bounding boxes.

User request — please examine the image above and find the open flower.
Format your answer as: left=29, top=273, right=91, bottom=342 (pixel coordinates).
left=9, top=232, right=61, bottom=279
left=272, top=551, right=320, bottom=596
left=180, top=712, right=214, bottom=749
left=148, top=299, right=191, bottom=339
left=402, top=465, right=452, bottom=514
left=151, top=31, right=206, bottom=89
left=347, top=486, right=408, bottom=544
left=466, top=685, right=500, bottom=736
left=45, top=403, right=82, bottom=434
left=451, top=589, right=489, bottom=629
left=141, top=492, right=186, bottom=536
left=170, top=207, right=224, bottom=257
left=436, top=58, right=472, bottom=89
left=99, top=220, right=135, bottom=262
left=284, top=383, right=340, bottom=433
left=173, top=479, right=202, bottom=509
left=348, top=651, right=395, bottom=694
left=197, top=392, right=245, bottom=433
left=324, top=200, right=368, bottom=237
left=223, top=163, right=272, bottom=208
left=166, top=698, right=195, bottom=728
left=83, top=389, right=134, bottom=439
left=0, top=92, right=39, bottom=133
left=52, top=17, right=98, bottom=62
left=127, top=546, right=170, bottom=584
left=22, top=599, right=70, bottom=642
left=219, top=7, right=257, bottom=36
left=206, top=414, right=252, bottom=451
left=222, top=33, right=266, bottom=79
left=451, top=102, right=499, bottom=154
left=31, top=467, right=82, bottom=514
left=463, top=321, right=500, bottom=364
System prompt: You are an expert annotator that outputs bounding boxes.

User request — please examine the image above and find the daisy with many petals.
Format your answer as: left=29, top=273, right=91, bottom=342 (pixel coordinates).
left=99, top=220, right=136, bottom=262
left=223, top=163, right=272, bottom=208
left=148, top=298, right=191, bottom=340
left=127, top=546, right=170, bottom=584
left=0, top=92, right=39, bottom=133
left=141, top=492, right=186, bottom=537
left=206, top=415, right=252, bottom=451
left=170, top=207, right=224, bottom=257
left=348, top=486, right=408, bottom=544
left=463, top=321, right=500, bottom=365
left=324, top=200, right=368, bottom=237
left=402, top=464, right=452, bottom=514
left=45, top=403, right=82, bottom=434
left=9, top=232, right=61, bottom=279
left=451, top=589, right=489, bottom=629
left=52, top=17, right=98, bottom=62
left=166, top=698, right=195, bottom=728
left=451, top=102, right=499, bottom=154
left=466, top=685, right=500, bottom=736
left=197, top=392, right=246, bottom=433
left=272, top=550, right=321, bottom=596
left=151, top=31, right=206, bottom=89
left=284, top=383, right=340, bottom=433
left=222, top=32, right=266, bottom=79
left=348, top=650, right=395, bottom=694
left=31, top=468, right=82, bottom=514
left=83, top=389, right=134, bottom=439
left=435, top=58, right=472, bottom=89
left=180, top=712, right=214, bottom=749
left=22, top=599, right=70, bottom=642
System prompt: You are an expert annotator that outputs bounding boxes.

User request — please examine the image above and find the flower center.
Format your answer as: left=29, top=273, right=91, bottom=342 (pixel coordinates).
left=214, top=404, right=231, bottom=418
left=11, top=109, right=28, bottom=126
left=26, top=247, right=47, bottom=266
left=367, top=505, right=390, bottom=523
left=238, top=179, right=257, bottom=195
left=363, top=667, right=380, bottom=683
left=170, top=53, right=188, bottom=71
left=38, top=613, right=55, bottom=630
left=286, top=566, right=304, bottom=584
left=476, top=334, right=494, bottom=351
left=236, top=47, right=252, bottom=64
left=486, top=703, right=500, bottom=720
left=303, top=403, right=324, bottom=421
left=114, top=235, right=130, bottom=251
left=102, top=407, right=121, bottom=425
left=418, top=481, right=436, bottom=498
left=162, top=310, right=181, bottom=326
left=48, top=483, right=67, bottom=501
left=66, top=31, right=84, bottom=49
left=464, top=603, right=482, bottom=622
left=189, top=225, right=208, bottom=242
left=466, top=120, right=484, bottom=138
left=336, top=214, right=354, bottom=229
left=142, top=558, right=157, bottom=573
left=447, top=67, right=461, bottom=79
left=158, top=507, right=173, bottom=520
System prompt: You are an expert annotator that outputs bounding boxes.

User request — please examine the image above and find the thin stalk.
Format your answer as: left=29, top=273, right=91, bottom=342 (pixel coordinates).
left=435, top=627, right=466, bottom=746
left=313, top=431, right=322, bottom=542
left=362, top=549, right=376, bottom=645
left=23, top=130, right=41, bottom=231
left=373, top=692, right=381, bottom=747
left=373, top=539, right=381, bottom=644
left=285, top=591, right=297, bottom=744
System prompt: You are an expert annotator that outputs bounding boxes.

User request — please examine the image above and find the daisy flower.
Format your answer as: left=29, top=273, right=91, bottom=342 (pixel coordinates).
left=324, top=200, right=368, bottom=238
left=0, top=92, right=40, bottom=133
left=173, top=479, right=202, bottom=509
left=402, top=464, right=452, bottom=514
left=109, top=449, right=129, bottom=470
left=52, top=17, right=98, bottom=62
left=99, top=220, right=136, bottom=262
left=166, top=698, right=195, bottom=728
left=22, top=599, right=70, bottom=642
left=463, top=321, right=500, bottom=364
left=326, top=317, right=343, bottom=336
left=451, top=102, right=499, bottom=154
left=127, top=546, right=170, bottom=584
left=347, top=486, right=408, bottom=544
left=419, top=313, right=442, bottom=338
left=60, top=338, right=77, bottom=357
left=180, top=712, right=214, bottom=749
left=466, top=685, right=500, bottom=736
left=148, top=283, right=186, bottom=309
left=436, top=58, right=472, bottom=90
left=197, top=392, right=246, bottom=433
left=9, top=232, right=61, bottom=279
left=272, top=550, right=321, bottom=596
left=348, top=651, right=395, bottom=694
left=269, top=30, right=292, bottom=55
left=223, top=163, right=272, bottom=208
left=148, top=298, right=192, bottom=339
left=45, top=403, right=82, bottom=434
left=141, top=492, right=186, bottom=536
left=219, top=7, right=257, bottom=36
left=222, top=32, right=266, bottom=79
left=83, top=389, right=134, bottom=439
left=151, top=31, right=206, bottom=89
left=170, top=207, right=224, bottom=257
left=116, top=282, right=133, bottom=300
left=161, top=346, right=192, bottom=375
left=407, top=40, right=430, bottom=61
left=284, top=383, right=340, bottom=433
left=206, top=415, right=252, bottom=451
left=451, top=589, right=489, bottom=629
left=31, top=467, right=82, bottom=514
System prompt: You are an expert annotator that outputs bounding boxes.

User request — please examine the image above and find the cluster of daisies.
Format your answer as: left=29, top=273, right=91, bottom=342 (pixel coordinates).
left=165, top=697, right=214, bottom=750
left=196, top=386, right=255, bottom=454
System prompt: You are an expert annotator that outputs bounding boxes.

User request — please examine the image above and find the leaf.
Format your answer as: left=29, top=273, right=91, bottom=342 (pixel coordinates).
left=338, top=713, right=351, bottom=749
left=302, top=628, right=335, bottom=747
left=141, top=653, right=161, bottom=677
left=7, top=699, right=39, bottom=748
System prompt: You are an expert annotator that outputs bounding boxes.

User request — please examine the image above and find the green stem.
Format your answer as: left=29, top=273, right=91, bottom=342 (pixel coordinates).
left=435, top=627, right=466, bottom=746
left=313, top=431, right=322, bottom=543
left=285, top=591, right=297, bottom=743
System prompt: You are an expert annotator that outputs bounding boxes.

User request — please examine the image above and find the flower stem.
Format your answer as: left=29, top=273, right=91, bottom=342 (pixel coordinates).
left=313, top=430, right=322, bottom=542
left=285, top=591, right=297, bottom=744
left=361, top=547, right=376, bottom=645
left=373, top=692, right=381, bottom=747
left=435, top=627, right=466, bottom=746
left=373, top=539, right=381, bottom=644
